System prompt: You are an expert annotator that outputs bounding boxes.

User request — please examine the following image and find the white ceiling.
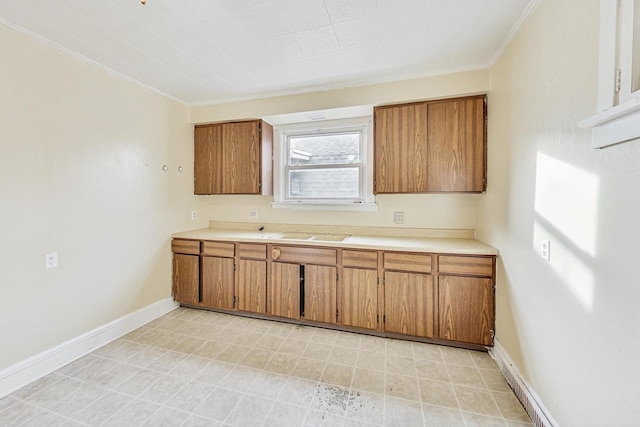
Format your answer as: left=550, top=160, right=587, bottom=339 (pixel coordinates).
left=0, top=0, right=534, bottom=106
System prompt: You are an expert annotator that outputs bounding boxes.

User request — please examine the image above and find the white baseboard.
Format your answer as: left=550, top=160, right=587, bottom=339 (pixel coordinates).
left=489, top=340, right=559, bottom=427
left=0, top=297, right=178, bottom=398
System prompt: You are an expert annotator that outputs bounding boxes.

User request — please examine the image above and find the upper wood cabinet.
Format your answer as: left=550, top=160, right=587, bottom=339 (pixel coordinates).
left=374, top=95, right=486, bottom=194
left=194, top=120, right=273, bottom=195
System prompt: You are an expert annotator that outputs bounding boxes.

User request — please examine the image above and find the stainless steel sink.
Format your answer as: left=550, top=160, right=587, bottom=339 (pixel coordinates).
left=269, top=232, right=350, bottom=242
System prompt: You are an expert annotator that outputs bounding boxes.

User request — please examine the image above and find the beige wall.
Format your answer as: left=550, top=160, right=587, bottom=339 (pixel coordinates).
left=192, top=70, right=490, bottom=230
left=0, top=24, right=207, bottom=370
left=478, top=0, right=640, bottom=425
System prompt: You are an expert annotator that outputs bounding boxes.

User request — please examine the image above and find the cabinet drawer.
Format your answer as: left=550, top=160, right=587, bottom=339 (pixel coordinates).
left=438, top=255, right=494, bottom=277
left=172, top=239, right=200, bottom=255
left=238, top=243, right=267, bottom=260
left=343, top=250, right=378, bottom=269
left=202, top=241, right=235, bottom=258
left=271, top=246, right=337, bottom=265
left=383, top=252, right=432, bottom=273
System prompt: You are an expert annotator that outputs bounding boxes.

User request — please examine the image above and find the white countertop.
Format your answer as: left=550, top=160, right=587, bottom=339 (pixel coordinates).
left=172, top=222, right=499, bottom=256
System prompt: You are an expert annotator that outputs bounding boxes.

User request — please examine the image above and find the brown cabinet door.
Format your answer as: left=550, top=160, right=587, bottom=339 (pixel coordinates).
left=173, top=254, right=199, bottom=305
left=201, top=256, right=234, bottom=310
left=439, top=275, right=494, bottom=345
left=374, top=103, right=429, bottom=193
left=384, top=271, right=434, bottom=338
left=237, top=259, right=267, bottom=314
left=223, top=121, right=260, bottom=194
left=303, top=265, right=337, bottom=324
left=194, top=124, right=223, bottom=195
left=340, top=268, right=378, bottom=330
left=270, top=262, right=300, bottom=320
left=427, top=97, right=486, bottom=192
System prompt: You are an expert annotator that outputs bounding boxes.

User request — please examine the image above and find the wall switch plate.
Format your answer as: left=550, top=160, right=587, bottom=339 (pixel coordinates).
left=393, top=211, right=404, bottom=224
left=540, top=240, right=550, bottom=261
left=45, top=252, right=58, bottom=269
left=191, top=211, right=197, bottom=219
left=249, top=210, right=258, bottom=220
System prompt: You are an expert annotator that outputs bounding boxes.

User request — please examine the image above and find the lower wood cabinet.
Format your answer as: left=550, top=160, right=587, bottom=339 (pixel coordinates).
left=439, top=275, right=494, bottom=346
left=201, top=256, right=234, bottom=310
left=339, top=267, right=378, bottom=330
left=384, top=271, right=435, bottom=338
left=270, top=262, right=301, bottom=320
left=171, top=238, right=496, bottom=349
left=237, top=259, right=267, bottom=314
left=173, top=254, right=199, bottom=305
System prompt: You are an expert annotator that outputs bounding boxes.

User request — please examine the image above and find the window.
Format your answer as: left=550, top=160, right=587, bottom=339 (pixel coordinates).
left=273, top=117, right=376, bottom=210
left=580, top=0, right=640, bottom=148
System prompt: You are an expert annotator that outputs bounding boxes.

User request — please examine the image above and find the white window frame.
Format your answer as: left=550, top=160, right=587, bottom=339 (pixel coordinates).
left=272, top=117, right=377, bottom=211
left=579, top=0, right=640, bottom=148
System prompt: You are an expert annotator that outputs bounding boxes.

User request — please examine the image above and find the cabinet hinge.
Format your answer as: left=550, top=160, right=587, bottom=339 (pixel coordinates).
left=336, top=309, right=339, bottom=320
left=615, top=69, right=622, bottom=93
left=233, top=263, right=236, bottom=271
left=377, top=314, right=379, bottom=323
left=233, top=296, right=237, bottom=308
left=377, top=277, right=379, bottom=285
left=490, top=329, right=495, bottom=339
left=383, top=315, right=386, bottom=323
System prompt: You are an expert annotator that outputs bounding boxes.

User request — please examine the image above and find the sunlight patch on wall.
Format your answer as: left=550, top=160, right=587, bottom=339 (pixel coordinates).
left=534, top=152, right=600, bottom=256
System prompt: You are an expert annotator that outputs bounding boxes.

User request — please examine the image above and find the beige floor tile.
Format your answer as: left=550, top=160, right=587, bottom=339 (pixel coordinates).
left=124, top=345, right=167, bottom=367
left=304, top=409, right=345, bottom=426
left=48, top=383, right=108, bottom=418
left=246, top=371, right=289, bottom=399
left=267, top=321, right=296, bottom=337
left=197, top=360, right=234, bottom=385
left=74, top=391, right=132, bottom=425
left=278, top=338, right=310, bottom=356
left=413, top=342, right=444, bottom=362
left=226, top=394, right=275, bottom=427
left=0, top=400, right=43, bottom=426
left=471, top=351, right=500, bottom=370
left=480, top=368, right=513, bottom=392
left=422, top=404, right=466, bottom=425
left=219, top=365, right=261, bottom=392
left=440, top=347, right=476, bottom=366
left=356, top=350, right=386, bottom=372
left=239, top=348, right=274, bottom=369
left=462, top=411, right=508, bottom=426
left=454, top=385, right=502, bottom=417
left=345, top=390, right=384, bottom=425
left=359, top=335, right=386, bottom=354
left=335, top=332, right=362, bottom=349
left=170, top=336, right=208, bottom=354
left=492, top=391, right=531, bottom=422
left=385, top=354, right=417, bottom=376
left=142, top=406, right=190, bottom=426
left=303, top=342, right=333, bottom=361
left=215, top=344, right=251, bottom=363
left=292, top=357, right=327, bottom=381
left=165, top=380, right=215, bottom=412
left=264, top=352, right=299, bottom=375
left=288, top=325, right=318, bottom=341
left=385, top=339, right=414, bottom=357
left=167, top=355, right=210, bottom=379
left=279, top=377, right=319, bottom=408
left=101, top=398, right=160, bottom=427
left=24, top=376, right=85, bottom=409
left=311, top=328, right=338, bottom=345
left=116, top=369, right=161, bottom=396
left=264, top=402, right=308, bottom=427
left=232, top=330, right=265, bottom=347
left=138, top=373, right=191, bottom=404
left=192, top=340, right=228, bottom=359
left=385, top=373, right=420, bottom=401
left=183, top=414, right=225, bottom=426
left=146, top=350, right=188, bottom=373
left=255, top=335, right=285, bottom=352
left=418, top=379, right=459, bottom=408
left=311, top=383, right=352, bottom=416
left=351, top=368, right=385, bottom=395
left=384, top=396, right=423, bottom=427
left=321, top=362, right=355, bottom=388
left=447, top=363, right=487, bottom=388
left=415, top=359, right=450, bottom=382
left=329, top=345, right=359, bottom=366
left=193, top=387, right=243, bottom=421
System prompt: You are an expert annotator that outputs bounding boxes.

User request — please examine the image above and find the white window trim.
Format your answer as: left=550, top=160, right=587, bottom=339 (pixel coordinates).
left=271, top=116, right=377, bottom=211
left=579, top=0, right=640, bottom=148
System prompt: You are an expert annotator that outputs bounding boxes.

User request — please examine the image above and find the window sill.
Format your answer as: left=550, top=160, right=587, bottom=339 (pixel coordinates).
left=579, top=97, right=640, bottom=148
left=271, top=201, right=378, bottom=212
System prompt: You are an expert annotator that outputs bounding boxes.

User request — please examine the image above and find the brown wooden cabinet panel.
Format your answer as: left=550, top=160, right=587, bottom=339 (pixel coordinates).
left=383, top=252, right=432, bottom=273
left=427, top=97, right=486, bottom=192
left=201, top=256, right=234, bottom=310
left=238, top=243, right=267, bottom=260
left=172, top=254, right=199, bottom=305
left=194, top=124, right=223, bottom=195
left=270, top=246, right=337, bottom=265
left=340, top=268, right=378, bottom=330
left=384, top=271, right=434, bottom=338
left=374, top=102, right=428, bottom=193
left=237, top=259, right=267, bottom=314
left=439, top=275, right=494, bottom=345
left=303, top=265, right=337, bottom=324
left=194, top=120, right=273, bottom=195
left=270, top=262, right=301, bottom=320
left=342, top=250, right=378, bottom=269
left=171, top=239, right=200, bottom=255
left=202, top=241, right=235, bottom=257
left=438, top=255, right=493, bottom=277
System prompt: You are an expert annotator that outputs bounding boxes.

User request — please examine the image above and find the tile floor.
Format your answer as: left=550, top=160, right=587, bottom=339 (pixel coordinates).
left=0, top=307, right=532, bottom=426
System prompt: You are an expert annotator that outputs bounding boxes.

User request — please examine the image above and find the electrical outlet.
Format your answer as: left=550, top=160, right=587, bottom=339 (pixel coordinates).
left=191, top=211, right=197, bottom=220
left=540, top=240, right=550, bottom=261
left=249, top=210, right=258, bottom=220
left=393, top=211, right=404, bottom=224
left=45, top=252, right=58, bottom=269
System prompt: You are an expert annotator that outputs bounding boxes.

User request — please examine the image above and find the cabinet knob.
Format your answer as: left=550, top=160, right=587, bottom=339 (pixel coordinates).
left=271, top=248, right=281, bottom=260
